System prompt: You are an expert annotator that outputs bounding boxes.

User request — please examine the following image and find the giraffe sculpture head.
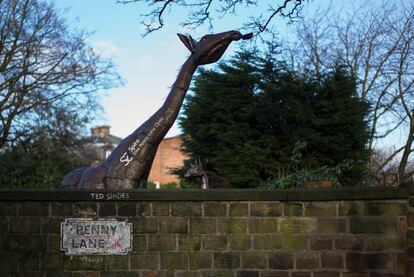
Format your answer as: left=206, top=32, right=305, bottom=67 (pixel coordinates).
left=184, top=158, right=208, bottom=178
left=178, top=30, right=253, bottom=66
left=184, top=158, right=209, bottom=189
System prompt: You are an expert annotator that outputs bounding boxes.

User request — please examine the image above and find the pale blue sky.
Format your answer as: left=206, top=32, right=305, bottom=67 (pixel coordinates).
left=54, top=0, right=405, bottom=151
left=56, top=0, right=337, bottom=138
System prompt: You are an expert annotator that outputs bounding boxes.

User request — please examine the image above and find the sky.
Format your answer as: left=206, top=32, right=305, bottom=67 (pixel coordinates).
left=56, top=0, right=194, bottom=138
left=54, top=0, right=407, bottom=150
left=54, top=0, right=323, bottom=139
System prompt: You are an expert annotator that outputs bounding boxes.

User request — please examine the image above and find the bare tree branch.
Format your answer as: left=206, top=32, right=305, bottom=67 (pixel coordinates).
left=290, top=0, right=414, bottom=183
left=0, top=0, right=121, bottom=148
left=117, top=0, right=309, bottom=36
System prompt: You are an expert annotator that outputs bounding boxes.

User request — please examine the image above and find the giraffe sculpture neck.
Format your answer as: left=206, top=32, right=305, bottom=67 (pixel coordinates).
left=201, top=172, right=209, bottom=189
left=103, top=57, right=198, bottom=188
left=156, top=58, right=197, bottom=129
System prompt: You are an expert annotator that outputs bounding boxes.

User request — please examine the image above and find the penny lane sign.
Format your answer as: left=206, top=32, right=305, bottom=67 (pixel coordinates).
left=61, top=218, right=133, bottom=255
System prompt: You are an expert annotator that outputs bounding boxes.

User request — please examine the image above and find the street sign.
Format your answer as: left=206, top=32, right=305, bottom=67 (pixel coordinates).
left=61, top=218, right=132, bottom=255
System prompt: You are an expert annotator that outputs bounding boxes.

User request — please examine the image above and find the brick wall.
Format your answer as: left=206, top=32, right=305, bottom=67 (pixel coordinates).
left=407, top=185, right=414, bottom=275
left=0, top=187, right=412, bottom=277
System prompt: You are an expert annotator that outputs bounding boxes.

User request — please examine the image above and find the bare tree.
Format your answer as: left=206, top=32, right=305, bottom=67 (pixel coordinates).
left=367, top=147, right=399, bottom=186
left=0, top=0, right=121, bottom=148
left=290, top=1, right=414, bottom=183
left=117, top=0, right=309, bottom=36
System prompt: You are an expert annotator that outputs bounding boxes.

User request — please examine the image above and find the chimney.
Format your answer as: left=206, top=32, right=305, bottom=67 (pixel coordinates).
left=91, top=125, right=111, bottom=138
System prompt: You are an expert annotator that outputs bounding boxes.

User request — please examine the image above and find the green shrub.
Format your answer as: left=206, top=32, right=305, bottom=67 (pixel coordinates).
left=260, top=166, right=341, bottom=189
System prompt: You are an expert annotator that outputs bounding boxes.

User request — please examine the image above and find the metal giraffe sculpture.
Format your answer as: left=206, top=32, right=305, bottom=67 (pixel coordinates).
left=61, top=30, right=253, bottom=189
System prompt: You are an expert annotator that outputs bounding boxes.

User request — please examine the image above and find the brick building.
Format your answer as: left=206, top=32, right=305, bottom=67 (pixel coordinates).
left=148, top=136, right=189, bottom=185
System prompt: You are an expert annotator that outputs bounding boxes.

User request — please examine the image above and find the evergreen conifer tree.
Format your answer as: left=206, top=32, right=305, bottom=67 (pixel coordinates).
left=179, top=50, right=370, bottom=187
left=310, top=67, right=370, bottom=184
left=180, top=51, right=263, bottom=187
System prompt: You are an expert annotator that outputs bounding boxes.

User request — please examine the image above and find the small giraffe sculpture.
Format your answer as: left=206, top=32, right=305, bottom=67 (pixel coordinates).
left=184, top=158, right=209, bottom=189
left=61, top=30, right=253, bottom=189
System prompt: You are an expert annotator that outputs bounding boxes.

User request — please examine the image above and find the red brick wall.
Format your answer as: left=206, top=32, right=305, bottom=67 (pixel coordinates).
left=148, top=136, right=189, bottom=185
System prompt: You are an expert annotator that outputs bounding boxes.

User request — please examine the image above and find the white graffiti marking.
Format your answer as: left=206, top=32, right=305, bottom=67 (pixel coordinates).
left=120, top=152, right=133, bottom=167
left=127, top=117, right=165, bottom=157
left=90, top=192, right=130, bottom=200
left=128, top=139, right=140, bottom=154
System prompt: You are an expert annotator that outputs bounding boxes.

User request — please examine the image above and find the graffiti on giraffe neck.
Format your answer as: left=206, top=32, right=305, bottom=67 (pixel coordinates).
left=120, top=117, right=164, bottom=167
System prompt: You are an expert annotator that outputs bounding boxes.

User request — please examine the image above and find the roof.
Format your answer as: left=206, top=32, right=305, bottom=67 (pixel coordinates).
left=90, top=134, right=122, bottom=145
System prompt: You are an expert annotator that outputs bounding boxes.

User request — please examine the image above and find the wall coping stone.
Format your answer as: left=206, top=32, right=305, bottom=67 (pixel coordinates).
left=0, top=187, right=408, bottom=202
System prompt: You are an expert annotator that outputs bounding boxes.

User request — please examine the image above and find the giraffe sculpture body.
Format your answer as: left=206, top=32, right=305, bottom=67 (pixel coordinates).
left=61, top=30, right=253, bottom=189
